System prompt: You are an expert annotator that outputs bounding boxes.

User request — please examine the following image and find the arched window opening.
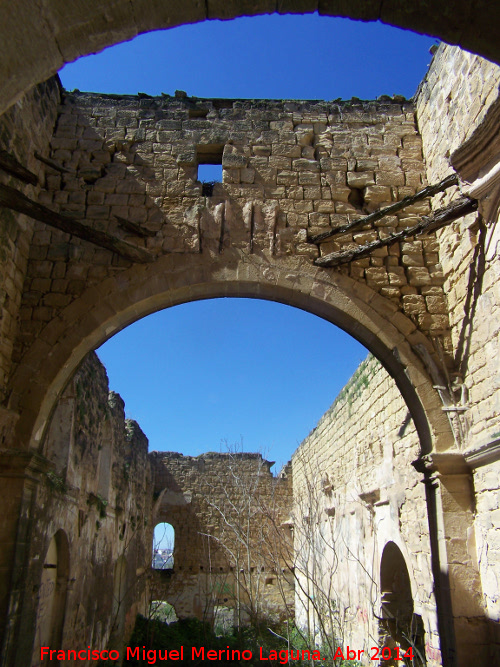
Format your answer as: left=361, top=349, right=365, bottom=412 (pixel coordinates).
left=379, top=542, right=426, bottom=666
left=153, top=523, right=175, bottom=570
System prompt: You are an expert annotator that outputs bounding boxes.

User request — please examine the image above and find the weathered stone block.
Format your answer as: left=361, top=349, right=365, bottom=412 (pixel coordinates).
left=347, top=171, right=375, bottom=188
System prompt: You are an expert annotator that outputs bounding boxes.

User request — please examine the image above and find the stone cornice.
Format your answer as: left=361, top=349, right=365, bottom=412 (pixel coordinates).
left=413, top=437, right=500, bottom=475
left=0, top=448, right=52, bottom=479
left=463, top=436, right=500, bottom=468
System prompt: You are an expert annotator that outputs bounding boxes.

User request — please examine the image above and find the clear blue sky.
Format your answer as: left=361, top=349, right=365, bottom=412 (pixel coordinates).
left=60, top=14, right=436, bottom=473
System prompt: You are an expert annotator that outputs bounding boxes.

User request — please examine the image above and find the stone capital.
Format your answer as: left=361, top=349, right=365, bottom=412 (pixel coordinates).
left=412, top=450, right=470, bottom=477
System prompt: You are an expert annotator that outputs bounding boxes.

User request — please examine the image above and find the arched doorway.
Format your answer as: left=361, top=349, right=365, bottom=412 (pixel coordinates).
left=6, top=255, right=455, bottom=658
left=379, top=541, right=426, bottom=666
left=32, top=531, right=69, bottom=662
left=0, top=13, right=491, bottom=660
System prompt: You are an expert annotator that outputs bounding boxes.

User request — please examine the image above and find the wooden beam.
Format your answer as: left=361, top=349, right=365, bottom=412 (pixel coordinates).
left=34, top=151, right=73, bottom=174
left=114, top=215, right=157, bottom=238
left=314, top=197, right=478, bottom=268
left=309, top=173, right=459, bottom=244
left=0, top=150, right=38, bottom=185
left=0, top=182, right=154, bottom=264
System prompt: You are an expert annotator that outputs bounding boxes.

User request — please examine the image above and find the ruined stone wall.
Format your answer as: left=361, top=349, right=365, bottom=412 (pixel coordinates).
left=416, top=45, right=500, bottom=636
left=416, top=45, right=500, bottom=449
left=292, top=355, right=440, bottom=666
left=0, top=78, right=61, bottom=657
left=1, top=45, right=499, bottom=666
left=12, top=89, right=452, bottom=371
left=150, top=451, right=293, bottom=623
left=472, top=460, right=500, bottom=621
left=0, top=77, right=60, bottom=414
left=23, top=352, right=152, bottom=667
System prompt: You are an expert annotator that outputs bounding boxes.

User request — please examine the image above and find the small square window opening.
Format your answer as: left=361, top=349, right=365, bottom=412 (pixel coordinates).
left=198, top=164, right=222, bottom=184
left=197, top=144, right=224, bottom=196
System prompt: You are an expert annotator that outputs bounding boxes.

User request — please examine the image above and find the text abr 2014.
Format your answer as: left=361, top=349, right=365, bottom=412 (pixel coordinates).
left=40, top=645, right=415, bottom=663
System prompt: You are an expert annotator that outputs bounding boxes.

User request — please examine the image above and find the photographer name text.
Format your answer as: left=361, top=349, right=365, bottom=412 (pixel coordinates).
left=40, top=645, right=415, bottom=663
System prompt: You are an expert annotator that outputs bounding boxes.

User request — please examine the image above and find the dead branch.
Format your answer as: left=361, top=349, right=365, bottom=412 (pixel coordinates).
left=309, top=173, right=459, bottom=244
left=315, top=196, right=477, bottom=268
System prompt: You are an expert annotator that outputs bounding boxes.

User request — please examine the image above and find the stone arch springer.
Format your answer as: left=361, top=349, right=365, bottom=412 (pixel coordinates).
left=2, top=1, right=500, bottom=118
left=8, top=250, right=453, bottom=457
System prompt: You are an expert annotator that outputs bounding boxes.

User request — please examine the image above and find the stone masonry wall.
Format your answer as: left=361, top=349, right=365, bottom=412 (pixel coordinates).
left=416, top=44, right=500, bottom=448
left=150, top=451, right=293, bottom=623
left=23, top=352, right=152, bottom=667
left=416, top=44, right=500, bottom=632
left=12, top=89, right=452, bottom=371
left=0, top=78, right=60, bottom=412
left=0, top=78, right=61, bottom=655
left=473, top=460, right=500, bottom=621
left=292, top=354, right=440, bottom=666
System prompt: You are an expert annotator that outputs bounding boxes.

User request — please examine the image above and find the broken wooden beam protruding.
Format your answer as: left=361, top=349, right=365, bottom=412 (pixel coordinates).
left=0, top=149, right=38, bottom=185
left=0, top=182, right=154, bottom=264
left=34, top=150, right=74, bottom=174
left=314, top=196, right=478, bottom=268
left=309, top=173, right=460, bottom=245
left=114, top=215, right=157, bottom=238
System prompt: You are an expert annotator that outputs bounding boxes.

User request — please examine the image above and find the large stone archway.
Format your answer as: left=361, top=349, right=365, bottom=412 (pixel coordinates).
left=1, top=1, right=500, bottom=116
left=10, top=251, right=449, bottom=455
left=1, top=26, right=499, bottom=663
left=0, top=83, right=470, bottom=665
left=3, top=89, right=456, bottom=457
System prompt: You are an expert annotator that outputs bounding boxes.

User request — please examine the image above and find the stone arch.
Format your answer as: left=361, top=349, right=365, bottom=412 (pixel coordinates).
left=379, top=541, right=426, bottom=666
left=2, top=2, right=500, bottom=117
left=8, top=252, right=452, bottom=457
left=32, top=530, right=69, bottom=659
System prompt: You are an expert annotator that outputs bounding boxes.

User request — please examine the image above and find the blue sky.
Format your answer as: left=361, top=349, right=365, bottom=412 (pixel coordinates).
left=60, top=14, right=436, bottom=474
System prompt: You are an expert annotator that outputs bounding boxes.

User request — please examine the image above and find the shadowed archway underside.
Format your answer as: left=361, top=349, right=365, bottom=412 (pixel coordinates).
left=1, top=1, right=499, bottom=116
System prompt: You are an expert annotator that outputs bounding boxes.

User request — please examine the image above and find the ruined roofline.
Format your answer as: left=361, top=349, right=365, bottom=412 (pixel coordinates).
left=60, top=88, right=411, bottom=110
left=149, top=450, right=273, bottom=463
